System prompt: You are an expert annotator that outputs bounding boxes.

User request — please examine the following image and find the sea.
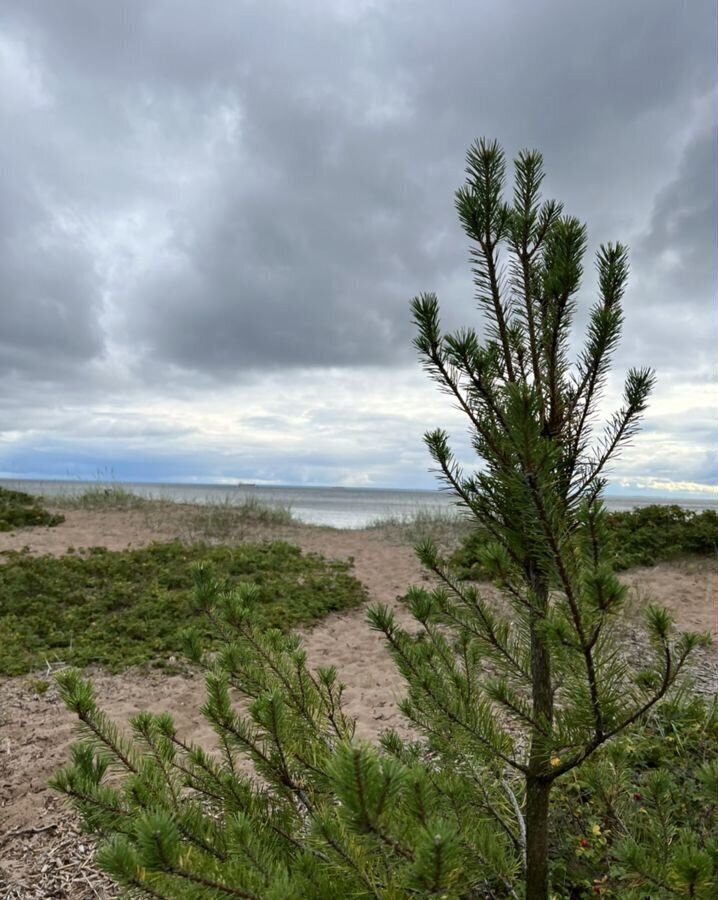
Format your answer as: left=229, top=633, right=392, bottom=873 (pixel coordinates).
left=2, top=479, right=717, bottom=529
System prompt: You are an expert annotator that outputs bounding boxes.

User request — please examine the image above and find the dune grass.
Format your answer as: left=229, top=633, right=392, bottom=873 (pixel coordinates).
left=47, top=484, right=151, bottom=511
left=0, top=539, right=365, bottom=676
left=43, top=483, right=296, bottom=535
left=181, top=495, right=295, bottom=540
left=366, top=505, right=472, bottom=549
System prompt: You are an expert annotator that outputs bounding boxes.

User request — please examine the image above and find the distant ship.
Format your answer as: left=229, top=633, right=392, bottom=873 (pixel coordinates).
left=237, top=482, right=257, bottom=488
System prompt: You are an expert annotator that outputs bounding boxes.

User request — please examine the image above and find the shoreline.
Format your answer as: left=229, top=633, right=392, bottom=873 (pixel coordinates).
left=2, top=477, right=717, bottom=531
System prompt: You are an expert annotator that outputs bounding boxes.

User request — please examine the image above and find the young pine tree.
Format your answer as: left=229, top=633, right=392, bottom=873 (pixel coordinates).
left=52, top=141, right=708, bottom=900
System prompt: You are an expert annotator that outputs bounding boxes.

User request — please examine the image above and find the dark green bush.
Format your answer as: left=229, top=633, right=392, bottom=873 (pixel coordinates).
left=0, top=486, right=65, bottom=531
left=607, top=505, right=718, bottom=569
left=451, top=504, right=718, bottom=579
left=551, top=695, right=718, bottom=897
left=0, top=540, right=366, bottom=674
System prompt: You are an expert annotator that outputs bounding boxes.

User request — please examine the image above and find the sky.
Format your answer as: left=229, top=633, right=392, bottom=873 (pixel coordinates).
left=0, top=0, right=716, bottom=496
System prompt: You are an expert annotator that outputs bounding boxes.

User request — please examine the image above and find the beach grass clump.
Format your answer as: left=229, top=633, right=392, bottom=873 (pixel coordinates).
left=451, top=504, right=718, bottom=579
left=366, top=506, right=463, bottom=528
left=48, top=484, right=150, bottom=511
left=0, top=486, right=65, bottom=532
left=0, top=539, right=365, bottom=675
left=367, top=505, right=471, bottom=548
left=183, top=495, right=295, bottom=540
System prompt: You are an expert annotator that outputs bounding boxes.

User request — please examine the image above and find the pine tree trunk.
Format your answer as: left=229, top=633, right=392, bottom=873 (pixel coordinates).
left=525, top=777, right=552, bottom=900
left=525, top=561, right=553, bottom=900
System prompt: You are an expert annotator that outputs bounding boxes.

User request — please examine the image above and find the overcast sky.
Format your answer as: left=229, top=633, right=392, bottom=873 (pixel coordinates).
left=0, top=0, right=716, bottom=495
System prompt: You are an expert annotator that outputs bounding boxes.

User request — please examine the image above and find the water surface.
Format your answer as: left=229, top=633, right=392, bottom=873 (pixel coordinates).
left=3, top=478, right=715, bottom=529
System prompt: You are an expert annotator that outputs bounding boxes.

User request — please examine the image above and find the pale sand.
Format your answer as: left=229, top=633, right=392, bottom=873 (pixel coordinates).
left=0, top=508, right=715, bottom=896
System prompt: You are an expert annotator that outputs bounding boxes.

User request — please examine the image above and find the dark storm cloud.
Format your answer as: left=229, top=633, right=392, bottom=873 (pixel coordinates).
left=0, top=153, right=103, bottom=377
left=2, top=0, right=715, bottom=382
left=621, top=123, right=718, bottom=373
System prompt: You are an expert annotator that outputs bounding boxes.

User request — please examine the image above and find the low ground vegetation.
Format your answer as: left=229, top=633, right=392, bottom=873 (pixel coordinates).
left=551, top=694, right=717, bottom=897
left=0, top=540, right=365, bottom=675
left=181, top=495, right=295, bottom=541
left=0, top=486, right=65, bottom=531
left=47, top=484, right=151, bottom=511
left=367, top=506, right=471, bottom=550
left=52, top=573, right=716, bottom=899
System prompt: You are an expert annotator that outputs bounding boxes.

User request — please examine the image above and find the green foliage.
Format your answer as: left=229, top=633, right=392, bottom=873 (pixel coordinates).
left=606, top=505, right=718, bottom=569
left=451, top=504, right=718, bottom=579
left=51, top=572, right=714, bottom=899
left=0, top=540, right=365, bottom=675
left=0, top=486, right=64, bottom=531
left=551, top=696, right=718, bottom=898
left=27, top=677, right=51, bottom=695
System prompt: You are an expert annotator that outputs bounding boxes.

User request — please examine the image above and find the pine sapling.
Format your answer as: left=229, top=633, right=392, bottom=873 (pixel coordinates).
left=52, top=140, right=709, bottom=900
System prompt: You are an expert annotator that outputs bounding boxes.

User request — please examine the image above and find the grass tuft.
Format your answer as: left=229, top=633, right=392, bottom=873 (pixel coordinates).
left=182, top=495, right=295, bottom=540
left=366, top=505, right=471, bottom=550
left=47, top=485, right=150, bottom=511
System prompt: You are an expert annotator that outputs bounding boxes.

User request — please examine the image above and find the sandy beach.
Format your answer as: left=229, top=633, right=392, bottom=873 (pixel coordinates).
left=0, top=508, right=715, bottom=898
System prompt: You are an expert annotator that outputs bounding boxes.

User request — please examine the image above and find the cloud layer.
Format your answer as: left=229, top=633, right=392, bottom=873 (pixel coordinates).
left=1, top=0, right=715, bottom=492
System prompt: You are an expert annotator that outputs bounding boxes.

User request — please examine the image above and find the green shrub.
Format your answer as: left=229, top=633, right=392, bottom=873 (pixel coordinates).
left=451, top=504, right=718, bottom=579
left=0, top=540, right=365, bottom=675
left=607, top=504, right=718, bottom=569
left=0, top=486, right=65, bottom=531
left=51, top=571, right=713, bottom=900
left=551, top=696, right=718, bottom=897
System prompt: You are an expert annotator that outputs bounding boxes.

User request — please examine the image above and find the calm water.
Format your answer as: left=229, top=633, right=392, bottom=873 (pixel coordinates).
left=2, top=479, right=717, bottom=529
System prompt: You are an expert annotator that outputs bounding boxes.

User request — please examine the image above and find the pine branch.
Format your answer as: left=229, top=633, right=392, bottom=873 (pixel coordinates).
left=370, top=606, right=527, bottom=775
left=549, top=627, right=690, bottom=779
left=163, top=863, right=261, bottom=899
left=423, top=558, right=532, bottom=683
left=315, top=816, right=385, bottom=899
left=455, top=139, right=516, bottom=382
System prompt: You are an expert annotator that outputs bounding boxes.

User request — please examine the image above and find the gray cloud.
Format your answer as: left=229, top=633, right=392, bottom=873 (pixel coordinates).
left=620, top=122, right=718, bottom=373
left=0, top=163, right=103, bottom=377
left=0, top=0, right=715, bottom=489
left=3, top=0, right=715, bottom=379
